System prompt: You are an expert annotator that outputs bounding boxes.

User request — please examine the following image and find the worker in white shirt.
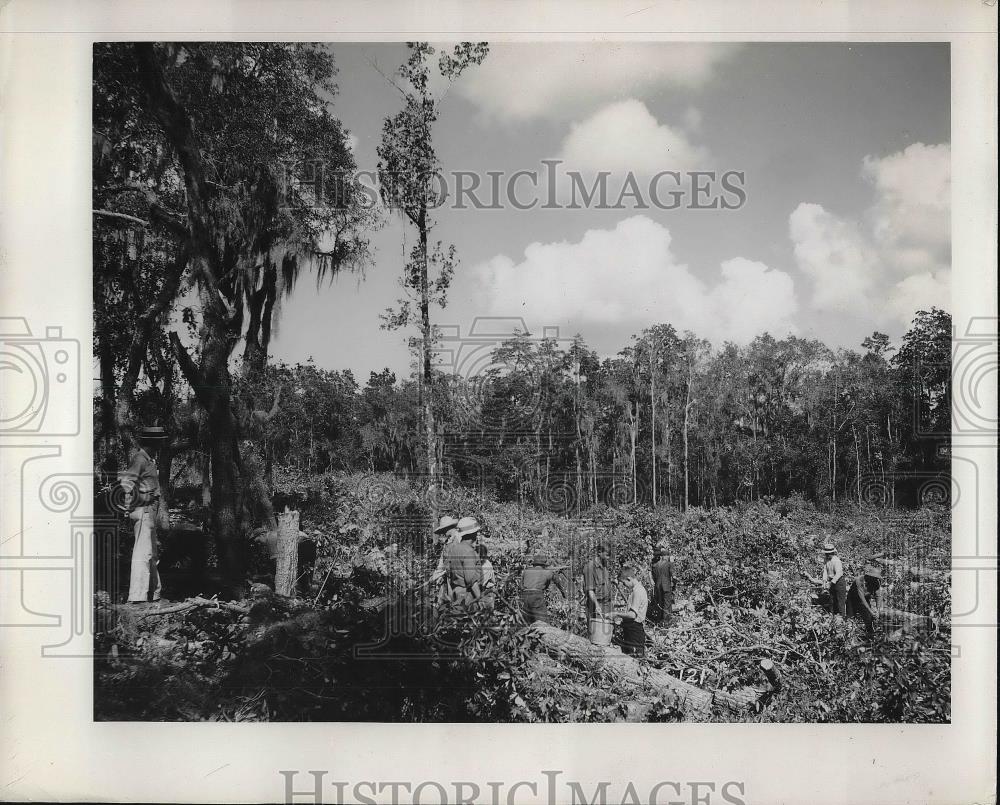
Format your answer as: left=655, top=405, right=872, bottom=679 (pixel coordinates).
left=610, top=565, right=649, bottom=657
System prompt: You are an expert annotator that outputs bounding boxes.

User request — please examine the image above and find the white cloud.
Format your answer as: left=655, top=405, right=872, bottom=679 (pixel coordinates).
left=709, top=257, right=799, bottom=343
left=789, top=143, right=950, bottom=324
left=455, top=43, right=741, bottom=122
left=789, top=202, right=878, bottom=310
left=886, top=270, right=952, bottom=324
left=862, top=142, right=950, bottom=273
left=474, top=215, right=797, bottom=344
left=558, top=99, right=709, bottom=174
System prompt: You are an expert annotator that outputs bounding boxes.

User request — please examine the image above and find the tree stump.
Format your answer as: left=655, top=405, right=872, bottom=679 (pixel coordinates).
left=275, top=508, right=300, bottom=597
left=760, top=658, right=782, bottom=692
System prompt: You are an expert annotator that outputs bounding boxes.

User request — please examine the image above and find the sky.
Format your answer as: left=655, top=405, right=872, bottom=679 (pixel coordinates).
left=268, top=42, right=950, bottom=381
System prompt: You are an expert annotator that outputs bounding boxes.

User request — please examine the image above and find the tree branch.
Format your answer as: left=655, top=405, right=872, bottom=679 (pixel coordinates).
left=93, top=209, right=150, bottom=227
left=169, top=330, right=213, bottom=409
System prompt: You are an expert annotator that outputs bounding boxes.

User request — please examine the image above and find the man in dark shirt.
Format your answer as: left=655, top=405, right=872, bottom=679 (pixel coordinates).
left=442, top=516, right=483, bottom=607
left=119, top=427, right=166, bottom=603
left=582, top=543, right=614, bottom=627
left=649, top=543, right=675, bottom=625
left=520, top=553, right=567, bottom=624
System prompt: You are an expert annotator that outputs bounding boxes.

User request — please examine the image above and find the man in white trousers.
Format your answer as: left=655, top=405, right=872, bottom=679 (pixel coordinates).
left=119, top=426, right=167, bottom=603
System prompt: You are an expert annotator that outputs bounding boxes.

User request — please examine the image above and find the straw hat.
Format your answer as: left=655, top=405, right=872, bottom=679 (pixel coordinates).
left=138, top=426, right=168, bottom=442
left=454, top=516, right=481, bottom=539
left=433, top=515, right=459, bottom=535
left=822, top=543, right=837, bottom=554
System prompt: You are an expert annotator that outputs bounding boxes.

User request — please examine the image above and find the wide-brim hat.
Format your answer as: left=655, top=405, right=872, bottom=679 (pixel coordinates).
left=454, top=516, right=481, bottom=539
left=863, top=565, right=883, bottom=579
left=433, top=515, right=459, bottom=535
left=822, top=543, right=837, bottom=553
left=138, top=426, right=168, bottom=441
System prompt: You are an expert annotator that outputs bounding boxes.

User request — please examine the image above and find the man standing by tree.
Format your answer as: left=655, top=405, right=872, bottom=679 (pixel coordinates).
left=119, top=427, right=168, bottom=603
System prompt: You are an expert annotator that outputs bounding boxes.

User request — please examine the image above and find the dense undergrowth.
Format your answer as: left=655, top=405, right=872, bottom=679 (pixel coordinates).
left=95, top=470, right=951, bottom=723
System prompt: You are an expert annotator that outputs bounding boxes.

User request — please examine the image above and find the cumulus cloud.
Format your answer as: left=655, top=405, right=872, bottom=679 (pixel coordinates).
left=862, top=142, right=950, bottom=273
left=455, top=43, right=741, bottom=122
left=474, top=215, right=797, bottom=345
left=789, top=203, right=878, bottom=311
left=558, top=99, right=710, bottom=174
left=789, top=143, right=950, bottom=324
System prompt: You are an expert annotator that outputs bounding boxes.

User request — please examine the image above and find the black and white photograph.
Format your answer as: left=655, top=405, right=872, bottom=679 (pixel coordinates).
left=90, top=40, right=955, bottom=724
left=1, top=2, right=996, bottom=802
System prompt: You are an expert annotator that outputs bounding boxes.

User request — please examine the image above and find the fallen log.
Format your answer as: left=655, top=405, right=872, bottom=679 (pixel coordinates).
left=114, top=596, right=250, bottom=618
left=871, top=557, right=949, bottom=581
left=878, top=606, right=937, bottom=632
left=810, top=584, right=938, bottom=633
left=526, top=621, right=762, bottom=716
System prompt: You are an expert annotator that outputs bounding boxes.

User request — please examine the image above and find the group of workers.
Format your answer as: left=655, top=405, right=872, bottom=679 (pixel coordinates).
left=427, top=515, right=496, bottom=612
left=120, top=432, right=880, bottom=648
left=804, top=542, right=885, bottom=634
left=427, top=516, right=678, bottom=658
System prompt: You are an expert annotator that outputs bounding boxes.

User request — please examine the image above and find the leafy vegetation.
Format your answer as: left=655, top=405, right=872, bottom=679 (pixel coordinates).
left=95, top=473, right=950, bottom=723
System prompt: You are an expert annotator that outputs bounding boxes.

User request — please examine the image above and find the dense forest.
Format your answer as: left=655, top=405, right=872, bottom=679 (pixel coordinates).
left=229, top=310, right=952, bottom=511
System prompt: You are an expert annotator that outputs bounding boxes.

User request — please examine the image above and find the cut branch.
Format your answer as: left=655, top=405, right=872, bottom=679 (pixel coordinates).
left=93, top=209, right=150, bottom=227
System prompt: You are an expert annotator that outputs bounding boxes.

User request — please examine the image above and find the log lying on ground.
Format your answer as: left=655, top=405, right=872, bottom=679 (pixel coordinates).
left=113, top=596, right=251, bottom=617
left=526, top=621, right=762, bottom=716
left=878, top=606, right=937, bottom=631
left=871, top=557, right=949, bottom=581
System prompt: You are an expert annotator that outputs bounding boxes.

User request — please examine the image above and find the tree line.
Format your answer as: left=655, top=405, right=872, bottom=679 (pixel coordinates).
left=237, top=308, right=951, bottom=513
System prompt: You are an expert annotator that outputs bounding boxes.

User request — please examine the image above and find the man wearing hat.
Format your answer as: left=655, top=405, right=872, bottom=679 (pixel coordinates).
left=441, top=516, right=483, bottom=607
left=821, top=543, right=846, bottom=618
left=519, top=552, right=568, bottom=624
left=582, top=543, right=615, bottom=628
left=861, top=565, right=884, bottom=612
left=648, top=543, right=675, bottom=626
left=428, top=515, right=460, bottom=607
left=118, top=426, right=167, bottom=603
left=847, top=565, right=884, bottom=635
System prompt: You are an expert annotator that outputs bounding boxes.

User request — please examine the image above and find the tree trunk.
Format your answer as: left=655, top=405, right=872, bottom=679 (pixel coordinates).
left=418, top=211, right=437, bottom=509
left=650, top=346, right=657, bottom=508
left=760, top=658, right=782, bottom=692
left=242, top=262, right=278, bottom=379
left=629, top=403, right=638, bottom=504
left=172, top=323, right=247, bottom=591
left=274, top=508, right=300, bottom=597
left=683, top=368, right=693, bottom=512
left=97, top=334, right=119, bottom=475
left=527, top=622, right=762, bottom=715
